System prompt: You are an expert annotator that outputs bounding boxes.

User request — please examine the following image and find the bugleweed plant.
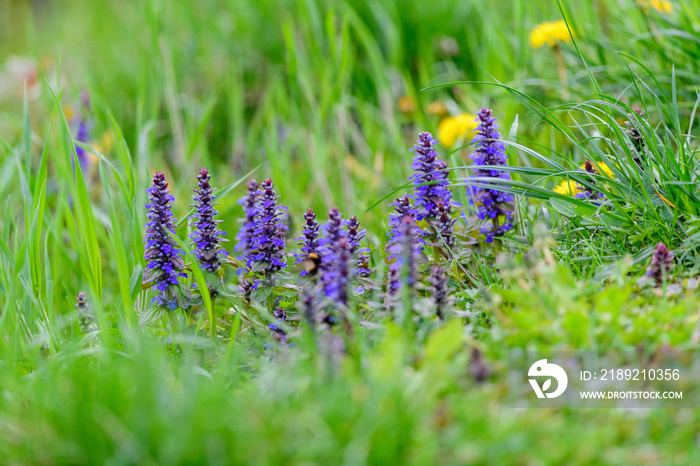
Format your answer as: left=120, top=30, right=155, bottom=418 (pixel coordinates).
left=2, top=0, right=700, bottom=463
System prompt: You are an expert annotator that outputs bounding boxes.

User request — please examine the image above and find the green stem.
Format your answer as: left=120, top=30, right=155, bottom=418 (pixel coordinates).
left=168, top=309, right=181, bottom=335
left=209, top=296, right=217, bottom=343
left=266, top=271, right=274, bottom=313
left=553, top=45, right=570, bottom=101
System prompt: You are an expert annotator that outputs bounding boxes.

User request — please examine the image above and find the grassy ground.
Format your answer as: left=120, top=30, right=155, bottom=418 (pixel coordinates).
left=1, top=0, right=700, bottom=464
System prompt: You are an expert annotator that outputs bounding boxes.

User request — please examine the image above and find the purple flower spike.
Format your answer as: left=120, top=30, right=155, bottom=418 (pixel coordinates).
left=235, top=180, right=261, bottom=267
left=386, top=195, right=424, bottom=260
left=384, top=265, right=400, bottom=308
left=143, top=171, right=187, bottom=306
left=410, top=132, right=452, bottom=221
left=429, top=266, right=451, bottom=320
left=72, top=92, right=92, bottom=168
left=319, top=207, right=350, bottom=302
left=190, top=168, right=228, bottom=273
left=646, top=242, right=674, bottom=284
left=295, top=209, right=321, bottom=275
left=471, top=107, right=514, bottom=243
left=269, top=307, right=288, bottom=342
left=346, top=216, right=371, bottom=277
left=433, top=199, right=456, bottom=248
left=239, top=279, right=255, bottom=305
left=386, top=216, right=421, bottom=303
left=300, top=286, right=317, bottom=327
left=75, top=291, right=96, bottom=332
left=323, top=238, right=352, bottom=305
left=75, top=120, right=90, bottom=167
left=250, top=178, right=288, bottom=274
left=319, top=207, right=346, bottom=264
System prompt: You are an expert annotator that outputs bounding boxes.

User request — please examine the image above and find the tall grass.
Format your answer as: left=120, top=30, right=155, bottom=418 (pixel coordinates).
left=1, top=0, right=700, bottom=463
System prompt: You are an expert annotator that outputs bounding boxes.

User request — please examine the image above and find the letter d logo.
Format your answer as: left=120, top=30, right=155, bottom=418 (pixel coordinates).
left=528, top=359, right=568, bottom=399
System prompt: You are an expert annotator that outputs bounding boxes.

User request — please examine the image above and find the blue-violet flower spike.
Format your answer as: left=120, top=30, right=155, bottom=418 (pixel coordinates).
left=250, top=178, right=288, bottom=273
left=324, top=238, right=352, bottom=305
left=433, top=199, right=456, bottom=248
left=410, top=132, right=452, bottom=221
left=346, top=216, right=371, bottom=277
left=319, top=207, right=345, bottom=266
left=472, top=107, right=514, bottom=243
left=73, top=91, right=91, bottom=168
left=429, top=265, right=451, bottom=320
left=190, top=167, right=228, bottom=273
left=144, top=171, right=187, bottom=305
left=386, top=216, right=421, bottom=302
left=75, top=291, right=96, bottom=332
left=295, top=208, right=321, bottom=275
left=386, top=195, right=424, bottom=260
left=269, top=307, right=288, bottom=342
left=646, top=242, right=674, bottom=284
left=319, top=207, right=348, bottom=301
left=235, top=180, right=261, bottom=267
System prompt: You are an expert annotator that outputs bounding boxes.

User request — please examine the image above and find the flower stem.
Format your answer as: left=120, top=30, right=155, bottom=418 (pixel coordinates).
left=210, top=296, right=217, bottom=342
left=266, top=271, right=274, bottom=313
left=554, top=45, right=569, bottom=100
left=168, top=309, right=181, bottom=335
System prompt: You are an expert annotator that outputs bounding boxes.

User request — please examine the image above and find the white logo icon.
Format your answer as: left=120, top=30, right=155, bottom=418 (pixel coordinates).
left=528, top=359, right=568, bottom=398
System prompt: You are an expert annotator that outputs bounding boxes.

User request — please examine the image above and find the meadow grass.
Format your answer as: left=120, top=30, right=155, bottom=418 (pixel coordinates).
left=1, top=0, right=700, bottom=464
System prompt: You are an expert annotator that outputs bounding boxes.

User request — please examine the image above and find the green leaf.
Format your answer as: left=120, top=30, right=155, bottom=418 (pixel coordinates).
left=142, top=266, right=160, bottom=284
left=273, top=270, right=294, bottom=281
left=130, top=263, right=144, bottom=300
left=174, top=285, right=192, bottom=311
left=139, top=306, right=167, bottom=327
left=549, top=198, right=578, bottom=218
left=251, top=286, right=273, bottom=303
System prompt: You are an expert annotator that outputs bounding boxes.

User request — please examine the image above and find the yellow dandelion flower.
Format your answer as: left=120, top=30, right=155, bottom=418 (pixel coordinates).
left=590, top=161, right=614, bottom=178
left=98, top=129, right=115, bottom=154
left=529, top=20, right=573, bottom=49
left=553, top=180, right=579, bottom=196
left=437, top=113, right=477, bottom=149
left=398, top=95, right=416, bottom=114
left=85, top=145, right=99, bottom=166
left=636, top=0, right=673, bottom=13
left=64, top=104, right=76, bottom=121
left=553, top=161, right=614, bottom=195
left=427, top=100, right=448, bottom=117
